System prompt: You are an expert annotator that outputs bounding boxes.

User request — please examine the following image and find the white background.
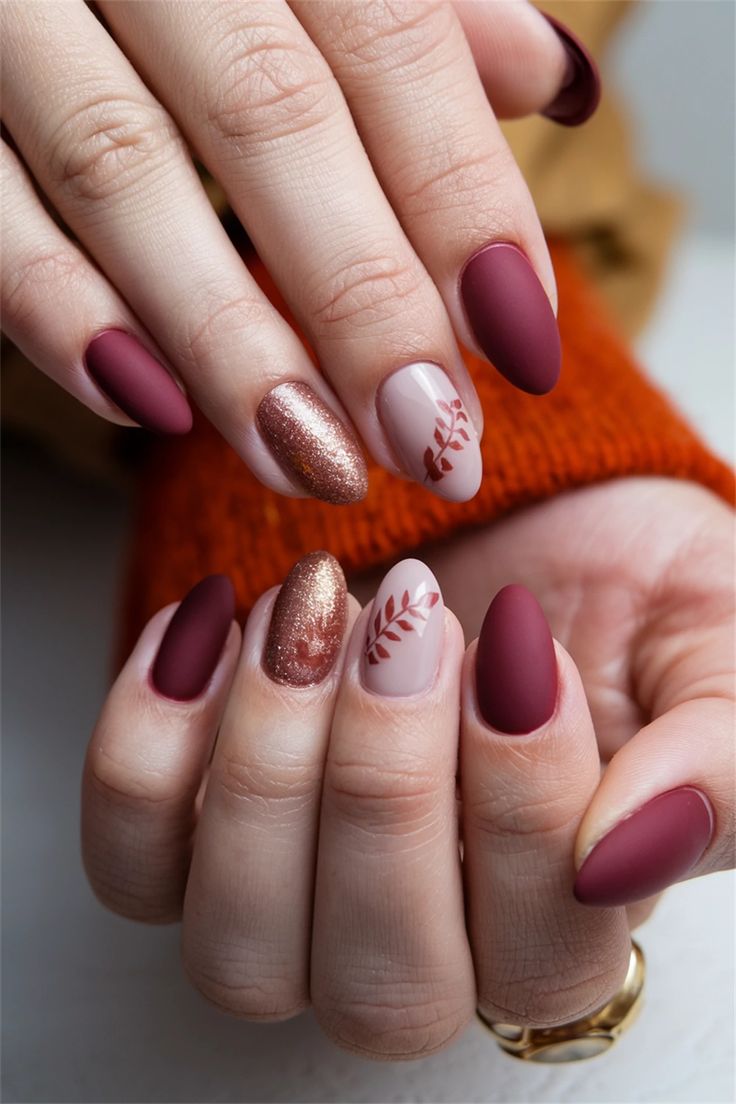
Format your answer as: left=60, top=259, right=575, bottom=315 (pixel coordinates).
left=3, top=2, right=734, bottom=1101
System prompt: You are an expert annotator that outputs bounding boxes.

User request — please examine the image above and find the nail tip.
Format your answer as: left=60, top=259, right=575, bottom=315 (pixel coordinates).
left=540, top=12, right=601, bottom=127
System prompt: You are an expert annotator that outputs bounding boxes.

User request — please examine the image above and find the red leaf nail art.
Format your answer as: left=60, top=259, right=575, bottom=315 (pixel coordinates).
left=423, top=397, right=469, bottom=484
left=364, top=585, right=440, bottom=664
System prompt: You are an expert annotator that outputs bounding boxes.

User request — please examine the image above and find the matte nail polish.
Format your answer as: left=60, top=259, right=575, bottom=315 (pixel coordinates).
left=84, top=329, right=193, bottom=435
left=378, top=363, right=482, bottom=502
left=362, top=559, right=443, bottom=697
left=257, top=382, right=368, bottom=505
left=151, top=575, right=235, bottom=700
left=264, top=551, right=347, bottom=687
left=460, top=243, right=561, bottom=395
left=541, top=13, right=602, bottom=127
left=475, top=584, right=557, bottom=733
left=574, top=787, right=714, bottom=907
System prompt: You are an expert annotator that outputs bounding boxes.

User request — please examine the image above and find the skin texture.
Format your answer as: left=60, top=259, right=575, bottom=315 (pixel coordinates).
left=82, top=478, right=735, bottom=1058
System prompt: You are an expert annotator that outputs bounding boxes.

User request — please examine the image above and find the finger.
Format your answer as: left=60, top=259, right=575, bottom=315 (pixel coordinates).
left=311, top=560, right=476, bottom=1060
left=1, top=138, right=191, bottom=432
left=182, top=553, right=355, bottom=1021
left=461, top=585, right=630, bottom=1028
left=1, top=1, right=367, bottom=503
left=99, top=0, right=484, bottom=502
left=453, top=1, right=600, bottom=124
left=574, top=576, right=735, bottom=906
left=294, top=0, right=560, bottom=395
left=82, top=576, right=238, bottom=923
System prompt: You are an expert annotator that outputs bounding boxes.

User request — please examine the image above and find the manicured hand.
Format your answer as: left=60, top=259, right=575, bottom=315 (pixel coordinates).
left=84, top=547, right=646, bottom=1058
left=1, top=1, right=598, bottom=504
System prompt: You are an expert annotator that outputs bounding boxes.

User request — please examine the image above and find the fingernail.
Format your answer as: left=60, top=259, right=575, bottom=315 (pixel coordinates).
left=574, top=787, right=714, bottom=907
left=460, top=243, right=561, bottom=395
left=541, top=13, right=601, bottom=127
left=151, top=575, right=235, bottom=701
left=257, top=382, right=368, bottom=505
left=475, top=584, right=557, bottom=733
left=264, top=551, right=347, bottom=687
left=362, top=559, right=443, bottom=697
left=377, top=363, right=482, bottom=502
left=84, top=329, right=193, bottom=435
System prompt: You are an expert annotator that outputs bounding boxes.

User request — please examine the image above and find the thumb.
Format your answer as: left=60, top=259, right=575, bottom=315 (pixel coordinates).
left=573, top=619, right=734, bottom=908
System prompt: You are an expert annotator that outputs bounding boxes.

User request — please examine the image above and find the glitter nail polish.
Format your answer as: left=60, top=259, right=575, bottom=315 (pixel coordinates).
left=264, top=551, right=348, bottom=686
left=256, top=382, right=368, bottom=505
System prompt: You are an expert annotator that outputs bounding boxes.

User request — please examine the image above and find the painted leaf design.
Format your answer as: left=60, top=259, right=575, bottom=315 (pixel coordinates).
left=451, top=399, right=462, bottom=409
left=434, top=427, right=443, bottom=446
left=397, top=619, right=413, bottom=631
left=435, top=417, right=447, bottom=429
left=458, top=428, right=470, bottom=441
left=374, top=610, right=381, bottom=635
left=449, top=440, right=462, bottom=451
left=385, top=630, right=400, bottom=641
left=401, top=590, right=410, bottom=608
left=368, top=652, right=378, bottom=665
left=385, top=595, right=395, bottom=620
left=375, top=643, right=390, bottom=659
left=456, top=410, right=468, bottom=422
left=440, top=457, right=452, bottom=472
left=438, top=399, right=452, bottom=414
left=418, top=591, right=440, bottom=608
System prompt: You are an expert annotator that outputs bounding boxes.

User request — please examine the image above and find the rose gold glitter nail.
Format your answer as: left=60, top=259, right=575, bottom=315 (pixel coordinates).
left=256, top=382, right=368, bottom=505
left=264, top=551, right=348, bottom=687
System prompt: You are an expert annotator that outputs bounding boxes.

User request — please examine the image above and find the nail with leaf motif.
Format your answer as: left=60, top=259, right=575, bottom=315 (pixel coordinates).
left=377, top=363, right=482, bottom=502
left=361, top=558, right=444, bottom=697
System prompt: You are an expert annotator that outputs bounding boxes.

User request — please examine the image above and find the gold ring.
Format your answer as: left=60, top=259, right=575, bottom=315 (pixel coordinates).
left=476, top=941, right=645, bottom=1063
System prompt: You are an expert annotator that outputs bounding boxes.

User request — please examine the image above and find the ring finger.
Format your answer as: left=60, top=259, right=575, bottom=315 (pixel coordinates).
left=461, top=585, right=631, bottom=1027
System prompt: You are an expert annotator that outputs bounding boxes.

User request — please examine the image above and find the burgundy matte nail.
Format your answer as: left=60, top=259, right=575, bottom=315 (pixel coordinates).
left=475, top=584, right=557, bottom=734
left=151, top=575, right=235, bottom=701
left=541, top=13, right=601, bottom=127
left=460, top=243, right=561, bottom=395
left=574, top=787, right=714, bottom=908
left=84, top=329, right=192, bottom=435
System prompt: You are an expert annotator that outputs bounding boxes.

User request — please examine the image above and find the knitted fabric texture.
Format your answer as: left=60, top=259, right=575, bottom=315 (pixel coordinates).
left=121, top=241, right=734, bottom=652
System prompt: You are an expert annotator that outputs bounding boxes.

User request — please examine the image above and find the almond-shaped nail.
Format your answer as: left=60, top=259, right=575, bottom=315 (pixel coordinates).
left=475, top=584, right=557, bottom=733
left=574, top=788, right=714, bottom=907
left=264, top=551, right=347, bottom=687
left=378, top=363, right=482, bottom=502
left=541, top=12, right=601, bottom=127
left=460, top=243, right=561, bottom=395
left=84, top=329, right=193, bottom=434
left=362, top=559, right=444, bottom=697
left=151, top=575, right=235, bottom=701
left=256, top=382, right=368, bottom=505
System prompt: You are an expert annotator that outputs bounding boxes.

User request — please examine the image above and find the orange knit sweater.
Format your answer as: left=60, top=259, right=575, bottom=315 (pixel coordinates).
left=121, top=241, right=734, bottom=652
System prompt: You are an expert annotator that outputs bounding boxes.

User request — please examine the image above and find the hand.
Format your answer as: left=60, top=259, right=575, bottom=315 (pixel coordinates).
left=417, top=476, right=734, bottom=915
left=84, top=547, right=651, bottom=1059
left=1, top=1, right=598, bottom=505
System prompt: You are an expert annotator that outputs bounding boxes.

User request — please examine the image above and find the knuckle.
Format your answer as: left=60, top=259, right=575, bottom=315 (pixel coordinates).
left=184, top=950, right=306, bottom=1021
left=401, top=142, right=518, bottom=221
left=172, top=290, right=272, bottom=372
left=212, top=748, right=321, bottom=820
left=478, top=957, right=627, bottom=1030
left=86, top=745, right=190, bottom=811
left=317, top=992, right=468, bottom=1060
left=47, top=94, right=182, bottom=204
left=466, top=789, right=581, bottom=845
left=310, top=252, right=425, bottom=334
left=332, top=0, right=456, bottom=74
left=2, top=248, right=89, bottom=326
left=206, top=21, right=335, bottom=149
left=325, top=755, right=444, bottom=836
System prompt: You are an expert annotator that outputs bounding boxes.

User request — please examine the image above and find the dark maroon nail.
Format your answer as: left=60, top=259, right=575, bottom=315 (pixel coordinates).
left=460, top=243, right=561, bottom=395
left=574, top=788, right=713, bottom=907
left=84, top=329, right=192, bottom=435
left=151, top=575, right=235, bottom=701
left=475, top=584, right=557, bottom=734
left=541, top=13, right=601, bottom=127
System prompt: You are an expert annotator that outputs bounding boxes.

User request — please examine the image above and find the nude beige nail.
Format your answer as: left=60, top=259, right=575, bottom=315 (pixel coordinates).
left=257, top=382, right=368, bottom=505
left=264, top=551, right=347, bottom=687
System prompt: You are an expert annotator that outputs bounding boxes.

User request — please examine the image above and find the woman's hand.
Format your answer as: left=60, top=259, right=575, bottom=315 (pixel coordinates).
left=84, top=549, right=648, bottom=1059
left=1, top=1, right=598, bottom=504
left=420, top=477, right=734, bottom=912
